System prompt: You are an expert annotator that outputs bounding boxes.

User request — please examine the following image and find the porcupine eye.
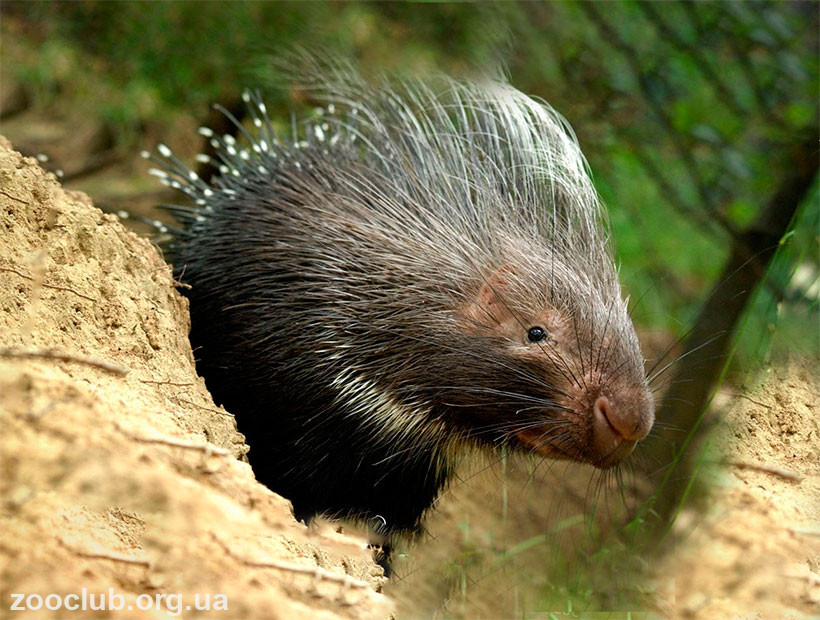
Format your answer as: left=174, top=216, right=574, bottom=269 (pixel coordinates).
left=527, top=326, right=547, bottom=343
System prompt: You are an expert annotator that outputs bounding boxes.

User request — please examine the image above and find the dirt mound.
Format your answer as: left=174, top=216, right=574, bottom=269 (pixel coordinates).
left=0, top=138, right=391, bottom=619
left=649, top=361, right=820, bottom=619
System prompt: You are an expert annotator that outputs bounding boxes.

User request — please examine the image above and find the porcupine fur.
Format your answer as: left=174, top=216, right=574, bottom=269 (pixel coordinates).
left=144, top=66, right=655, bottom=547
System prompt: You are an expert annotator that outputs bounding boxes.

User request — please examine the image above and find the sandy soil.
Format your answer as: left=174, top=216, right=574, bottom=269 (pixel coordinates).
left=0, top=139, right=391, bottom=619
left=648, top=361, right=820, bottom=619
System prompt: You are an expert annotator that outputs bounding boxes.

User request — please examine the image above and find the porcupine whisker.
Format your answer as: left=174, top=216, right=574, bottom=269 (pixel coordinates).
left=602, top=303, right=629, bottom=372
left=597, top=353, right=634, bottom=388
left=615, top=466, right=630, bottom=509
left=598, top=319, right=631, bottom=378
left=651, top=377, right=695, bottom=394
left=530, top=430, right=579, bottom=460
left=526, top=440, right=570, bottom=481
left=342, top=319, right=574, bottom=401
left=644, top=321, right=702, bottom=379
left=604, top=467, right=622, bottom=511
left=593, top=299, right=617, bottom=376
left=585, top=468, right=605, bottom=517
left=494, top=429, right=574, bottom=450
left=428, top=398, right=567, bottom=410
left=437, top=398, right=569, bottom=414
left=412, top=386, right=577, bottom=410
left=512, top=405, right=575, bottom=417
left=430, top=381, right=580, bottom=407
left=598, top=333, right=645, bottom=384
left=530, top=321, right=587, bottom=393
left=500, top=433, right=575, bottom=457
left=631, top=446, right=669, bottom=479
left=647, top=331, right=724, bottom=387
left=598, top=469, right=617, bottom=519
left=638, top=420, right=683, bottom=437
left=473, top=416, right=574, bottom=435
left=649, top=359, right=724, bottom=401
left=528, top=423, right=576, bottom=450
left=570, top=312, right=590, bottom=390
left=645, top=243, right=776, bottom=378
left=496, top=422, right=576, bottom=447
left=428, top=453, right=525, bottom=513
left=651, top=349, right=730, bottom=386
left=626, top=280, right=661, bottom=325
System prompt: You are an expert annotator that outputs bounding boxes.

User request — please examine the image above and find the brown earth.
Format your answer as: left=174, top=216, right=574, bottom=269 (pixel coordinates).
left=647, top=361, right=820, bottom=619
left=0, top=139, right=391, bottom=620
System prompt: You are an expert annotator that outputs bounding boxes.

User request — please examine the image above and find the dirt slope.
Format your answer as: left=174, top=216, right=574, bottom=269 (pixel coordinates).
left=0, top=138, right=391, bottom=619
left=648, top=361, right=820, bottom=619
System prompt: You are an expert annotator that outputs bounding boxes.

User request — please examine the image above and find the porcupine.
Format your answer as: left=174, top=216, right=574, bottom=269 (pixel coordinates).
left=143, top=66, right=655, bottom=561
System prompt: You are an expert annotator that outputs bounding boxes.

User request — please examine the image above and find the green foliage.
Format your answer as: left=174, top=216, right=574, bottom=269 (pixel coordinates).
left=735, top=180, right=820, bottom=366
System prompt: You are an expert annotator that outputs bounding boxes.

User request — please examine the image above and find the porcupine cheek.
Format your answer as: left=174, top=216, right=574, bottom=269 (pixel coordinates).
left=515, top=425, right=582, bottom=461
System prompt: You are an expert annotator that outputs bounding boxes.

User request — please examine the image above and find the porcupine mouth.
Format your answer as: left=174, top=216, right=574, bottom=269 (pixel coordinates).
left=592, top=438, right=637, bottom=469
left=514, top=425, right=637, bottom=469
left=514, top=427, right=586, bottom=463
left=513, top=389, right=650, bottom=468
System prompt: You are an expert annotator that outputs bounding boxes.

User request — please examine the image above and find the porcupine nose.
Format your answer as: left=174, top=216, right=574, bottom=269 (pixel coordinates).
left=594, top=395, right=647, bottom=441
left=592, top=394, right=649, bottom=466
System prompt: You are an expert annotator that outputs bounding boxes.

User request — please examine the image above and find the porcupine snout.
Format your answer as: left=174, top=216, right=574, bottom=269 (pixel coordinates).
left=590, top=386, right=654, bottom=467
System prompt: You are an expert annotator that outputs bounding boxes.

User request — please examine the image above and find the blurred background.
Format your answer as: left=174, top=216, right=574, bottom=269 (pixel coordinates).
left=1, top=2, right=817, bottom=617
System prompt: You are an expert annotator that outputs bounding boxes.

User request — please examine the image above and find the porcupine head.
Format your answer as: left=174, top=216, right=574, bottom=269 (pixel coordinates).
left=145, top=62, right=655, bottom=536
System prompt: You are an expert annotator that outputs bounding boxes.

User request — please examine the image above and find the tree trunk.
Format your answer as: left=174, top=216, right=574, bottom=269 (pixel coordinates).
left=643, top=132, right=819, bottom=537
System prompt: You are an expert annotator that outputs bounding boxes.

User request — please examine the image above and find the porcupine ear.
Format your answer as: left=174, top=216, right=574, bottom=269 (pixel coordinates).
left=464, top=265, right=517, bottom=328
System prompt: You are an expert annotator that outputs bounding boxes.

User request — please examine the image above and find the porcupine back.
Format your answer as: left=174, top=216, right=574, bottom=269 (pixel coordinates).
left=144, top=67, right=650, bottom=537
